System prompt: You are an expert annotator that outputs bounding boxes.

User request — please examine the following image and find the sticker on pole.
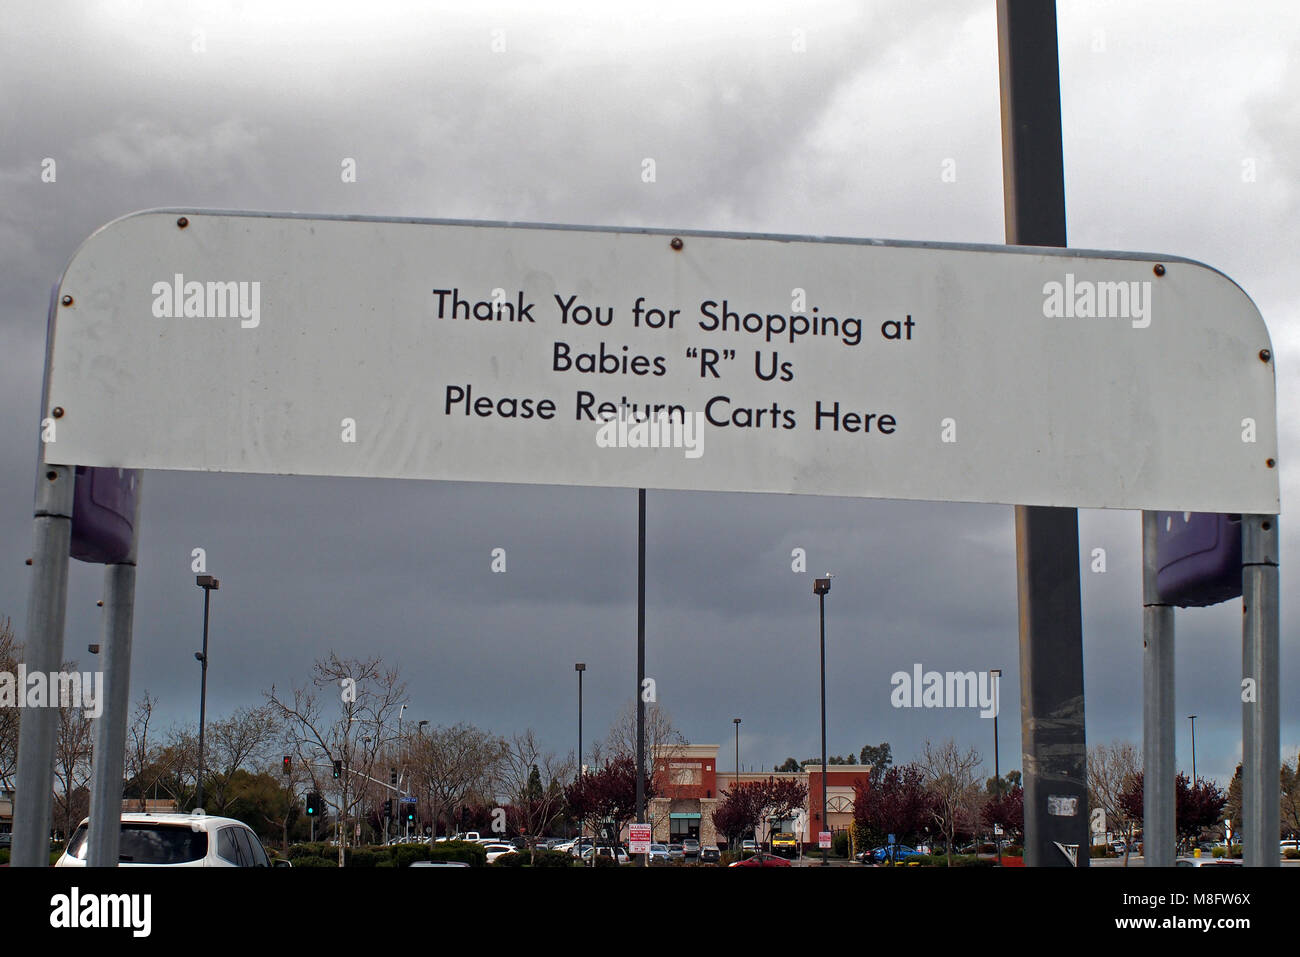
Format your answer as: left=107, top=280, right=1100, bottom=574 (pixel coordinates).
left=43, top=211, right=1279, bottom=513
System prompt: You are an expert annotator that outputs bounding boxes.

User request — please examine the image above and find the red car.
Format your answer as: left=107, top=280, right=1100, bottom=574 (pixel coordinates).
left=729, top=854, right=791, bottom=867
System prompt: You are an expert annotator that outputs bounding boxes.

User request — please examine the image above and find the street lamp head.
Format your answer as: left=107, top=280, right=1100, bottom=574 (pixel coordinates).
left=196, top=575, right=219, bottom=590
left=733, top=718, right=741, bottom=725
left=194, top=651, right=205, bottom=662
left=418, top=720, right=429, bottom=730
left=813, top=577, right=832, bottom=595
left=575, top=662, right=586, bottom=672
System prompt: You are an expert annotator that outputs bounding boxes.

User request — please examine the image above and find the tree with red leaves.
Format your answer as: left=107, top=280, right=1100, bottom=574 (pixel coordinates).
left=711, top=777, right=809, bottom=853
left=981, top=783, right=1024, bottom=842
left=853, top=764, right=933, bottom=849
left=1118, top=772, right=1227, bottom=852
left=564, top=755, right=656, bottom=846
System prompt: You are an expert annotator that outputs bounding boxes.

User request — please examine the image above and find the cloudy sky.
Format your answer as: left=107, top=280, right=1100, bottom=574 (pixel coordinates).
left=2, top=0, right=1297, bottom=790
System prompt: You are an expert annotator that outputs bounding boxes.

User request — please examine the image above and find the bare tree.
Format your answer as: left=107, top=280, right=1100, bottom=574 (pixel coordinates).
left=496, top=729, right=575, bottom=862
left=919, top=739, right=983, bottom=865
left=1088, top=740, right=1141, bottom=865
left=53, top=699, right=95, bottom=839
left=0, top=617, right=20, bottom=790
left=408, top=722, right=506, bottom=840
left=124, top=692, right=177, bottom=810
left=265, top=653, right=407, bottom=866
left=602, top=700, right=686, bottom=836
left=202, top=705, right=281, bottom=812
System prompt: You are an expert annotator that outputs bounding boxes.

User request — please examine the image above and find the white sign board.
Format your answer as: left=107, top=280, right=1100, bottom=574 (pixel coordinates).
left=43, top=211, right=1278, bottom=512
left=629, top=823, right=652, bottom=854
left=819, top=831, right=832, bottom=849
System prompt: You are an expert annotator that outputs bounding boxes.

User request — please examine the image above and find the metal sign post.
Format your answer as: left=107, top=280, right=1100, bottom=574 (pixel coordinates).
left=1141, top=511, right=1176, bottom=866
left=85, top=475, right=143, bottom=867
left=997, top=0, right=1089, bottom=866
left=1241, top=515, right=1279, bottom=866
left=10, top=462, right=75, bottom=867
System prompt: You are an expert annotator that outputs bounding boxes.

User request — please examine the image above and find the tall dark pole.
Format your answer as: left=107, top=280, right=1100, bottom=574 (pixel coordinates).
left=814, top=577, right=831, bottom=866
left=1188, top=714, right=1197, bottom=784
left=194, top=575, right=219, bottom=810
left=992, top=668, right=1002, bottom=865
left=733, top=718, right=741, bottom=789
left=576, top=663, right=585, bottom=778
left=997, top=0, right=1088, bottom=867
left=636, top=489, right=646, bottom=851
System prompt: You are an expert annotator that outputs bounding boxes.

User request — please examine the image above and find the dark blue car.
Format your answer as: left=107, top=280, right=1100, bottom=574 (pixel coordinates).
left=862, top=844, right=924, bottom=864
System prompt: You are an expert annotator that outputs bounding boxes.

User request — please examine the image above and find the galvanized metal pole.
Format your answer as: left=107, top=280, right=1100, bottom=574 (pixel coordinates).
left=997, top=0, right=1089, bottom=867
left=1241, top=514, right=1279, bottom=866
left=11, top=462, right=75, bottom=866
left=85, top=518, right=142, bottom=867
left=1141, top=511, right=1176, bottom=866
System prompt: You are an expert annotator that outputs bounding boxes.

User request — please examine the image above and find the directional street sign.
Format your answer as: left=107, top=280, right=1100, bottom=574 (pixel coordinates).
left=42, top=210, right=1277, bottom=513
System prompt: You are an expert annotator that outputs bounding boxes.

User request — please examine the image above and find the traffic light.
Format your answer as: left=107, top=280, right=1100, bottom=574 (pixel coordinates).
left=305, top=793, right=321, bottom=816
left=390, top=768, right=397, bottom=787
left=332, top=759, right=342, bottom=779
left=382, top=799, right=392, bottom=819
left=282, top=755, right=291, bottom=776
left=406, top=806, right=416, bottom=823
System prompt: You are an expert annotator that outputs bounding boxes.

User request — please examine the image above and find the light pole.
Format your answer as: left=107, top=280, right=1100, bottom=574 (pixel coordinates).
left=418, top=720, right=428, bottom=840
left=813, top=575, right=832, bottom=866
left=990, top=668, right=1002, bottom=865
left=733, top=717, right=741, bottom=788
left=576, top=663, right=585, bottom=853
left=194, top=574, right=219, bottom=811
left=1188, top=714, right=1198, bottom=784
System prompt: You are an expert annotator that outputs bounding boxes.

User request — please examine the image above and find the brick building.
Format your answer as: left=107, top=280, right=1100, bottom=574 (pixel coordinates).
left=652, top=744, right=874, bottom=850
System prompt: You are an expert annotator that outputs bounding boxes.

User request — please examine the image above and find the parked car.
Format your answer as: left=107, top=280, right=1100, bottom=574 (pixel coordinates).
left=410, top=860, right=470, bottom=867
left=0, top=833, right=11, bottom=848
left=667, top=843, right=685, bottom=861
left=56, top=812, right=285, bottom=868
left=1175, top=857, right=1242, bottom=867
left=681, top=838, right=701, bottom=858
left=700, top=845, right=721, bottom=864
left=581, top=845, right=629, bottom=864
left=483, top=843, right=515, bottom=863
left=868, top=844, right=924, bottom=865
left=742, top=840, right=758, bottom=853
left=729, top=853, right=791, bottom=867
left=649, top=843, right=670, bottom=863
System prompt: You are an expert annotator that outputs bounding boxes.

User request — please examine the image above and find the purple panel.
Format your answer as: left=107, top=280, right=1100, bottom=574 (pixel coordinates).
left=69, top=466, right=140, bottom=564
left=1154, top=511, right=1242, bottom=607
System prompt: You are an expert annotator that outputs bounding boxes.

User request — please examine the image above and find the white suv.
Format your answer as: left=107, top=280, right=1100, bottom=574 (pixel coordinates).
left=55, top=812, right=283, bottom=867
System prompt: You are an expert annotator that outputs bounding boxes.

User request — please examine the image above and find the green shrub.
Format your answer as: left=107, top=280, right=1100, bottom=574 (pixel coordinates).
left=832, top=831, right=850, bottom=858
left=1285, top=848, right=1300, bottom=860
left=346, top=847, right=381, bottom=868
left=1005, top=845, right=1023, bottom=856
left=1211, top=846, right=1227, bottom=858
left=0, top=849, right=9, bottom=866
left=292, top=855, right=336, bottom=867
left=288, top=842, right=334, bottom=861
left=1089, top=845, right=1111, bottom=858
left=592, top=853, right=618, bottom=867
left=430, top=841, right=488, bottom=867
